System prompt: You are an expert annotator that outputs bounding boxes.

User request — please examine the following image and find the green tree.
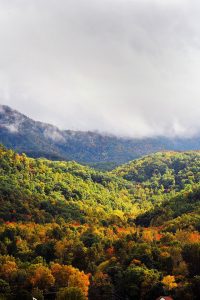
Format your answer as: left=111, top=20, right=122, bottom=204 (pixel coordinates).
left=56, top=287, right=87, bottom=300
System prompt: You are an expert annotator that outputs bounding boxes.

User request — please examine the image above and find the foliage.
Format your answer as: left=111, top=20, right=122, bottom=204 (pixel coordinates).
left=162, top=275, right=177, bottom=290
left=56, top=287, right=87, bottom=300
left=0, top=146, right=200, bottom=299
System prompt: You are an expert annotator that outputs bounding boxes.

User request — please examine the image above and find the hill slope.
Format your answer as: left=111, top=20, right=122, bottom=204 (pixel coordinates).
left=113, top=151, right=200, bottom=229
left=1, top=149, right=200, bottom=299
left=113, top=151, right=200, bottom=193
left=1, top=147, right=200, bottom=224
left=136, top=184, right=200, bottom=230
left=0, top=145, right=139, bottom=225
left=2, top=105, right=200, bottom=166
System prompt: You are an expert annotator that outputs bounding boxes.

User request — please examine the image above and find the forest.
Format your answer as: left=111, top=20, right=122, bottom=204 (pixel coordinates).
left=0, top=145, right=200, bottom=299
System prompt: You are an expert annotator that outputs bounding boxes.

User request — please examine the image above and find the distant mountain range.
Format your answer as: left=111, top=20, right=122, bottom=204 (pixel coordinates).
left=1, top=104, right=200, bottom=167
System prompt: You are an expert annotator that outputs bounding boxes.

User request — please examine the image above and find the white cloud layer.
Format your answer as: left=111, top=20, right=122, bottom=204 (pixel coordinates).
left=1, top=0, right=200, bottom=137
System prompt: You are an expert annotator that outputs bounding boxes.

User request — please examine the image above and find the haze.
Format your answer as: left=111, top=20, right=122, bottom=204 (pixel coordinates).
left=1, top=0, right=200, bottom=137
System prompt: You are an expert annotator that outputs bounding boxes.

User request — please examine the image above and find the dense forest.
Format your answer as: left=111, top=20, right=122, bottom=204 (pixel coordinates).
left=0, top=146, right=200, bottom=299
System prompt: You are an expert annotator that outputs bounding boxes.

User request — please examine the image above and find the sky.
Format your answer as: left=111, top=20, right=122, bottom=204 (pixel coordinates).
left=1, top=0, right=200, bottom=137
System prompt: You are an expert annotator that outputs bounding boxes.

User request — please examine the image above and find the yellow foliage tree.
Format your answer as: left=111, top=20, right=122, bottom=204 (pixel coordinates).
left=162, top=275, right=177, bottom=290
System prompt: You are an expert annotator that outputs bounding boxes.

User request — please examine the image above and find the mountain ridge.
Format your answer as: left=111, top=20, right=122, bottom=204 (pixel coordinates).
left=1, top=104, right=200, bottom=167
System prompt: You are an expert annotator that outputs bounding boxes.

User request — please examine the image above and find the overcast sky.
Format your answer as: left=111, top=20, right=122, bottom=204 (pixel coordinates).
left=1, top=0, right=200, bottom=137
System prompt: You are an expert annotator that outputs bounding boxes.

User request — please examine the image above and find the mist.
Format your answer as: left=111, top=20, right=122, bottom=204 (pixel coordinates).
left=1, top=0, right=200, bottom=137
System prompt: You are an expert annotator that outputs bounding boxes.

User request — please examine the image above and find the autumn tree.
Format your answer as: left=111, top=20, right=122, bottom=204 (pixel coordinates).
left=51, top=263, right=90, bottom=297
left=162, top=275, right=177, bottom=291
left=28, top=264, right=55, bottom=290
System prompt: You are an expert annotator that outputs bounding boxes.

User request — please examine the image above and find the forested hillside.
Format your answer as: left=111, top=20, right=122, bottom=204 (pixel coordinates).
left=114, top=151, right=200, bottom=198
left=0, top=147, right=200, bottom=299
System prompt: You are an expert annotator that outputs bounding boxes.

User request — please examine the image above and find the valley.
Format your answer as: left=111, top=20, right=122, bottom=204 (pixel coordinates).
left=0, top=146, right=200, bottom=299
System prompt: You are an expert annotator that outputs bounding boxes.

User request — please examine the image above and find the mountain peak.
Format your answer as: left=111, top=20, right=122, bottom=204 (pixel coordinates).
left=0, top=104, right=27, bottom=133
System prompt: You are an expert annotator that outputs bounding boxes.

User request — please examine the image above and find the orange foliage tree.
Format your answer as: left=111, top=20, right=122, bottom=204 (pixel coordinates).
left=51, top=263, right=90, bottom=297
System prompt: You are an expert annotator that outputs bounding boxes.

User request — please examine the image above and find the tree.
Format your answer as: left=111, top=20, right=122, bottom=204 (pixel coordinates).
left=123, top=266, right=160, bottom=299
left=31, top=288, right=44, bottom=300
left=56, top=287, right=87, bottom=300
left=183, top=243, right=200, bottom=276
left=0, top=259, right=17, bottom=281
left=28, top=264, right=55, bottom=290
left=162, top=275, right=177, bottom=291
left=0, top=279, right=10, bottom=294
left=89, top=272, right=114, bottom=300
left=14, top=289, right=32, bottom=300
left=51, top=263, right=90, bottom=297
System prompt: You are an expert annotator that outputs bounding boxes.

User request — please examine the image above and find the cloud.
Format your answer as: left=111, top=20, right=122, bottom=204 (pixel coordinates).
left=0, top=0, right=200, bottom=137
left=42, top=124, right=65, bottom=142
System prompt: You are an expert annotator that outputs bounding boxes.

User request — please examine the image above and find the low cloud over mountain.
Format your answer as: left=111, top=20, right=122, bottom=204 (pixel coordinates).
left=1, top=0, right=200, bottom=137
left=2, top=105, right=200, bottom=167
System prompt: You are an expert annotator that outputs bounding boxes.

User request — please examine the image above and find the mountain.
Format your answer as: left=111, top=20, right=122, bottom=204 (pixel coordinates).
left=113, top=151, right=200, bottom=227
left=0, top=144, right=136, bottom=224
left=1, top=146, right=200, bottom=224
left=113, top=151, right=200, bottom=188
left=1, top=148, right=200, bottom=299
left=1, top=104, right=200, bottom=167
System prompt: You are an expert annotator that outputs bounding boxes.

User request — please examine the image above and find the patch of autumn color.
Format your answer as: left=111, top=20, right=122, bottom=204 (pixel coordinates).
left=155, top=232, right=163, bottom=241
left=51, top=263, right=90, bottom=297
left=0, top=261, right=17, bottom=280
left=37, top=227, right=48, bottom=242
left=106, top=247, right=115, bottom=257
left=131, top=259, right=142, bottom=265
left=142, top=230, right=154, bottom=242
left=68, top=270, right=90, bottom=297
left=162, top=275, right=177, bottom=290
left=95, top=272, right=109, bottom=280
left=5, top=221, right=14, bottom=226
left=175, top=230, right=200, bottom=244
left=142, top=228, right=162, bottom=242
left=70, top=222, right=81, bottom=227
left=54, top=241, right=65, bottom=259
left=161, top=246, right=170, bottom=250
left=29, top=264, right=55, bottom=290
left=105, top=228, right=114, bottom=237
left=117, top=227, right=128, bottom=233
left=160, top=251, right=170, bottom=258
left=16, top=238, right=29, bottom=252
left=94, top=272, right=110, bottom=287
left=54, top=239, right=78, bottom=261
left=51, top=263, right=73, bottom=287
left=188, top=232, right=200, bottom=243
left=116, top=227, right=136, bottom=239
